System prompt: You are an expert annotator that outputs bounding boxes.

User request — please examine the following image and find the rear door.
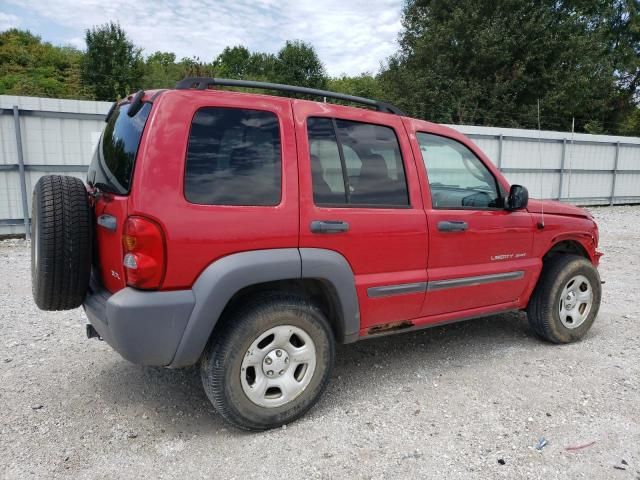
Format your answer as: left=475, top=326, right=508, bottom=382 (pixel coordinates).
left=404, top=122, right=536, bottom=318
left=294, top=101, right=428, bottom=332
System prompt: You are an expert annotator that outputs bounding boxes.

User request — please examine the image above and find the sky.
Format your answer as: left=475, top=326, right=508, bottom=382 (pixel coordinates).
left=0, top=0, right=404, bottom=76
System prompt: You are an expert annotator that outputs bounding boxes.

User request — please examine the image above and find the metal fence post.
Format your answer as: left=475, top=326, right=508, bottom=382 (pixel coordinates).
left=610, top=141, right=620, bottom=206
left=558, top=139, right=566, bottom=201
left=497, top=134, right=503, bottom=169
left=12, top=106, right=30, bottom=240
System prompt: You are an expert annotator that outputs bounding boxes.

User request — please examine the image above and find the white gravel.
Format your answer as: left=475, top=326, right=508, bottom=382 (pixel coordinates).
left=1, top=206, right=639, bottom=479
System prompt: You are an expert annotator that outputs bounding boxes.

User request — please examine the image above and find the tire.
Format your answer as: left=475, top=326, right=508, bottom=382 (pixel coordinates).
left=527, top=254, right=601, bottom=343
left=31, top=175, right=92, bottom=311
left=200, top=295, right=335, bottom=431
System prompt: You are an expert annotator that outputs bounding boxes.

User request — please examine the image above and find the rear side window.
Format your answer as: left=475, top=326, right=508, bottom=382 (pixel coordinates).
left=184, top=108, right=281, bottom=206
left=88, top=102, right=152, bottom=194
left=307, top=117, right=409, bottom=207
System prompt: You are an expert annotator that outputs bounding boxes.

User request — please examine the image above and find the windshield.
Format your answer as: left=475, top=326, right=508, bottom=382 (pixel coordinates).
left=87, top=102, right=152, bottom=194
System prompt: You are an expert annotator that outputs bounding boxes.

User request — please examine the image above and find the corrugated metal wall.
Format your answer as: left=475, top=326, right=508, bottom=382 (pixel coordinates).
left=450, top=125, right=640, bottom=205
left=0, top=95, right=111, bottom=235
left=1, top=94, right=639, bottom=236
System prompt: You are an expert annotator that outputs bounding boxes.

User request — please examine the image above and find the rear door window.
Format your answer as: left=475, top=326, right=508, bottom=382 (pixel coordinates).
left=307, top=117, right=409, bottom=207
left=184, top=108, right=282, bottom=206
left=88, top=102, right=152, bottom=194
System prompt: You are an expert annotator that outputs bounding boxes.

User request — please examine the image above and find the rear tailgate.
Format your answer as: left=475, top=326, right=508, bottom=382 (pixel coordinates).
left=87, top=100, right=152, bottom=293
left=93, top=195, right=128, bottom=291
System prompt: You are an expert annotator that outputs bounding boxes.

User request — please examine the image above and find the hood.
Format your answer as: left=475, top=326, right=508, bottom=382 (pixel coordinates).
left=527, top=199, right=592, bottom=219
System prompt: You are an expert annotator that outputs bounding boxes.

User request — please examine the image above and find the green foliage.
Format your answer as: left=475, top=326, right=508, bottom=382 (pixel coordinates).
left=82, top=22, right=144, bottom=100
left=379, top=0, right=639, bottom=134
left=2, top=4, right=640, bottom=136
left=246, top=52, right=279, bottom=81
left=327, top=74, right=382, bottom=99
left=141, top=52, right=218, bottom=89
left=275, top=40, right=327, bottom=89
left=0, top=29, right=91, bottom=98
left=142, top=51, right=179, bottom=89
left=620, top=107, right=640, bottom=136
left=215, top=46, right=251, bottom=78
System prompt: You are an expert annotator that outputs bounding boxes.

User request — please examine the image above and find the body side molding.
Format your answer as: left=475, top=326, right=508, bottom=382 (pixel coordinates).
left=427, top=271, right=524, bottom=291
left=367, top=282, right=427, bottom=298
left=367, top=272, right=525, bottom=298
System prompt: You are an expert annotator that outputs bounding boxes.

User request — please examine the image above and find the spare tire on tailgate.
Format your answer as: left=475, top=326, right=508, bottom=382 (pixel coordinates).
left=31, top=175, right=92, bottom=311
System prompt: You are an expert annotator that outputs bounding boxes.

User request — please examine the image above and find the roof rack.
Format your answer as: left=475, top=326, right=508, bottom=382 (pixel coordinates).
left=175, top=77, right=406, bottom=116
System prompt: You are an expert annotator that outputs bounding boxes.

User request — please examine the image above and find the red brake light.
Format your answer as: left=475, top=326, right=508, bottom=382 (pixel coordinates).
left=122, top=216, right=166, bottom=289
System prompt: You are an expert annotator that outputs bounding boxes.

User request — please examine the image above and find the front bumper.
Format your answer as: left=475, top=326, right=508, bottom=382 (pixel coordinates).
left=83, top=279, right=195, bottom=366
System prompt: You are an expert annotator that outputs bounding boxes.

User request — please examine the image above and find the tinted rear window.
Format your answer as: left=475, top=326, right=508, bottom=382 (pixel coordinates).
left=87, top=102, right=151, bottom=194
left=184, top=108, right=281, bottom=206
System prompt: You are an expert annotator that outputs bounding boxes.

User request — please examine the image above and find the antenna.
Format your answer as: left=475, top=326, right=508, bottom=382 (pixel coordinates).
left=537, top=99, right=545, bottom=229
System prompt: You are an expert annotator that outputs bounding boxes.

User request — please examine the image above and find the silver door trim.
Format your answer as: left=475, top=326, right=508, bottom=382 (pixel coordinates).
left=427, top=271, right=524, bottom=291
left=367, top=282, right=427, bottom=298
left=367, top=271, right=524, bottom=298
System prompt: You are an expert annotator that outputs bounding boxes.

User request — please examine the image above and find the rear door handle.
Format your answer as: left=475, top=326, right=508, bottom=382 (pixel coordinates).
left=437, top=220, right=468, bottom=232
left=310, top=220, right=350, bottom=234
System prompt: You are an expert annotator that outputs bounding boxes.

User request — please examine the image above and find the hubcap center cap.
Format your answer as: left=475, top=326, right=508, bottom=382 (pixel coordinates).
left=262, top=348, right=290, bottom=377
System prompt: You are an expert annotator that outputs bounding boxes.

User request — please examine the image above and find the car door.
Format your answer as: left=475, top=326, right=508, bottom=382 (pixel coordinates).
left=293, top=101, right=428, bottom=333
left=404, top=120, right=537, bottom=318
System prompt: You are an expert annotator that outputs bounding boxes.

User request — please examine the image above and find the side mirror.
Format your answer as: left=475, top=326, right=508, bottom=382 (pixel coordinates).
left=506, top=184, right=529, bottom=210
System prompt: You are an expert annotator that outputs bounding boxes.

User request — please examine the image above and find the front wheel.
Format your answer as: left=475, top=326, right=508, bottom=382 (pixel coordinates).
left=527, top=254, right=601, bottom=343
left=200, top=295, right=335, bottom=431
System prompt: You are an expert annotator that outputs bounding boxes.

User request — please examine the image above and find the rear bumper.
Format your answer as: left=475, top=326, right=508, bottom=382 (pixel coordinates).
left=83, top=279, right=195, bottom=366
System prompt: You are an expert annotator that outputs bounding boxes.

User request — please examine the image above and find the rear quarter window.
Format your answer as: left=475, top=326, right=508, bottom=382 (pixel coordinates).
left=184, top=107, right=282, bottom=206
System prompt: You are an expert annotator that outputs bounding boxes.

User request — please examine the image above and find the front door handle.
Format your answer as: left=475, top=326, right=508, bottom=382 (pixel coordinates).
left=437, top=220, right=468, bottom=232
left=310, top=220, right=350, bottom=234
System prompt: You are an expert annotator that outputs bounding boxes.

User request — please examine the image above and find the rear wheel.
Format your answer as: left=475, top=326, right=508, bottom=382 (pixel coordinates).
left=31, top=175, right=92, bottom=311
left=200, top=295, right=335, bottom=431
left=527, top=254, right=601, bottom=343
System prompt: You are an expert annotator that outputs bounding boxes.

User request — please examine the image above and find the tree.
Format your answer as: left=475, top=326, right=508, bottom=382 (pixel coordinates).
left=81, top=22, right=144, bottom=100
left=176, top=56, right=216, bottom=78
left=246, top=52, right=278, bottom=81
left=0, top=29, right=91, bottom=98
left=275, top=40, right=327, bottom=89
left=620, top=107, right=640, bottom=136
left=579, top=0, right=640, bottom=131
left=328, top=73, right=383, bottom=100
left=142, top=51, right=182, bottom=89
left=215, top=46, right=251, bottom=78
left=379, top=0, right=622, bottom=132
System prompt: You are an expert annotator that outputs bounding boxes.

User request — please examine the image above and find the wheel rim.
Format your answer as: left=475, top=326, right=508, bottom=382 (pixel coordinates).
left=240, top=325, right=317, bottom=408
left=559, top=274, right=593, bottom=329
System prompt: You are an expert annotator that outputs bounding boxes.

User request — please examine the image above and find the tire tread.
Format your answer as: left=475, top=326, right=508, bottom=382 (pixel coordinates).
left=32, top=175, right=92, bottom=311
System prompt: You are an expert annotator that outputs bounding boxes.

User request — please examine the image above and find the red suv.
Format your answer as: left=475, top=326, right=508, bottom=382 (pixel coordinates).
left=31, top=78, right=602, bottom=430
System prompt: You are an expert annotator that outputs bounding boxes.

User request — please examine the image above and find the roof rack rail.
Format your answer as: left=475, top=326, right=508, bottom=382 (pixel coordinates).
left=175, top=77, right=406, bottom=116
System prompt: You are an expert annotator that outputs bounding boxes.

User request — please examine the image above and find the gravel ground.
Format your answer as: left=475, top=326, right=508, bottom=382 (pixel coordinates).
left=1, top=205, right=639, bottom=479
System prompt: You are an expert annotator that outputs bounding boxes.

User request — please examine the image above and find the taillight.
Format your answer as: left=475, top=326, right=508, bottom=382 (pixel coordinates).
left=122, top=216, right=166, bottom=289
